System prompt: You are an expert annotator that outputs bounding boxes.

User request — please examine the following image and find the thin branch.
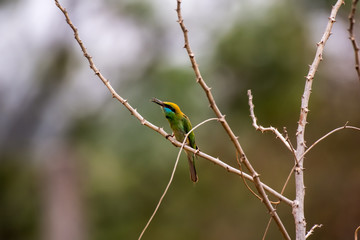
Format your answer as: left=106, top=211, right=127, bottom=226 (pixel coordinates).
left=355, top=225, right=360, bottom=240
left=265, top=123, right=360, bottom=240
left=262, top=163, right=296, bottom=240
left=248, top=91, right=301, bottom=240
left=305, top=224, right=323, bottom=239
left=247, top=90, right=292, bottom=151
left=235, top=151, right=262, bottom=202
left=302, top=123, right=360, bottom=158
left=283, top=127, right=300, bottom=166
left=54, top=0, right=293, bottom=207
left=176, top=1, right=290, bottom=239
left=348, top=0, right=360, bottom=82
left=248, top=90, right=300, bottom=166
left=294, top=1, right=344, bottom=239
left=138, top=118, right=218, bottom=240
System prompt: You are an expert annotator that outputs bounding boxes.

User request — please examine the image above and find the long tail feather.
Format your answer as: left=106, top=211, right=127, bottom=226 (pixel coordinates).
left=186, top=151, right=198, bottom=182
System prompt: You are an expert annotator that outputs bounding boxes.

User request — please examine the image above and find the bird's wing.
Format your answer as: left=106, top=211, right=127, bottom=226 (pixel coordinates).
left=182, top=114, right=197, bottom=149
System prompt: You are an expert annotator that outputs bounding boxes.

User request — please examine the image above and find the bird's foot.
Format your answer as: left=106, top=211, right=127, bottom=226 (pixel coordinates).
left=165, top=132, right=175, bottom=139
left=194, top=148, right=200, bottom=155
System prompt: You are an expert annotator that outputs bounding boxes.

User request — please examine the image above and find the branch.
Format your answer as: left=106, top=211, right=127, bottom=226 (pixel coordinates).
left=294, top=1, right=344, bottom=239
left=54, top=0, right=293, bottom=207
left=348, top=0, right=360, bottom=82
left=302, top=123, right=360, bottom=158
left=305, top=224, right=323, bottom=239
left=262, top=162, right=297, bottom=240
left=176, top=1, right=290, bottom=239
left=355, top=225, right=360, bottom=240
left=235, top=151, right=263, bottom=202
left=296, top=0, right=344, bottom=151
left=172, top=132, right=293, bottom=206
left=247, top=89, right=292, bottom=151
left=138, top=118, right=218, bottom=240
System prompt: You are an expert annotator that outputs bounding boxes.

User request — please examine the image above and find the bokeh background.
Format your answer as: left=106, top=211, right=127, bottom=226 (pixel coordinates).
left=1, top=0, right=360, bottom=239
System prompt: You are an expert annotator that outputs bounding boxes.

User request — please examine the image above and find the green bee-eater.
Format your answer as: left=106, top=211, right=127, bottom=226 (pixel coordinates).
left=152, top=98, right=198, bottom=182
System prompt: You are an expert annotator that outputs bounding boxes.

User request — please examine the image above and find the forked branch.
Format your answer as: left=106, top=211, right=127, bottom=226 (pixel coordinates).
left=54, top=0, right=292, bottom=207
left=138, top=118, right=218, bottom=240
left=247, top=89, right=292, bottom=151
left=176, top=1, right=290, bottom=239
left=294, top=1, right=344, bottom=239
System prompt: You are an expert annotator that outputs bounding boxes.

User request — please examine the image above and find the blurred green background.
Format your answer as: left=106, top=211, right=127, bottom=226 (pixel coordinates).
left=1, top=0, right=360, bottom=239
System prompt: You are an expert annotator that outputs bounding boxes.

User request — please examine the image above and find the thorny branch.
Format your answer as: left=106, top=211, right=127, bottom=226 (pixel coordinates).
left=176, top=1, right=290, bottom=239
left=247, top=89, right=292, bottom=151
left=348, top=0, right=360, bottom=82
left=54, top=0, right=293, bottom=207
left=261, top=123, right=359, bottom=240
left=294, top=1, right=344, bottom=240
left=305, top=224, right=323, bottom=239
left=55, top=1, right=360, bottom=240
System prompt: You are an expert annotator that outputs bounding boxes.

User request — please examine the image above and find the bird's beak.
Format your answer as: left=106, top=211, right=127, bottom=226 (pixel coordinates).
left=151, top=97, right=164, bottom=107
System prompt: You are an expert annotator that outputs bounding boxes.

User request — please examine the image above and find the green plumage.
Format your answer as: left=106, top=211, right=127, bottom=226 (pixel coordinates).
left=152, top=98, right=198, bottom=182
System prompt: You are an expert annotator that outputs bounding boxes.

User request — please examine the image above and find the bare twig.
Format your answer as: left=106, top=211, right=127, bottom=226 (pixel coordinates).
left=305, top=224, right=323, bottom=239
left=283, top=127, right=300, bottom=164
left=235, top=151, right=262, bottom=201
left=302, top=123, right=360, bottom=158
left=248, top=90, right=299, bottom=164
left=262, top=164, right=296, bottom=240
left=247, top=90, right=292, bottom=151
left=176, top=1, right=290, bottom=239
left=294, top=1, right=344, bottom=239
left=54, top=0, right=293, bottom=206
left=355, top=226, right=360, bottom=240
left=138, top=118, right=218, bottom=240
left=235, top=151, right=283, bottom=205
left=264, top=123, right=360, bottom=240
left=348, top=0, right=360, bottom=81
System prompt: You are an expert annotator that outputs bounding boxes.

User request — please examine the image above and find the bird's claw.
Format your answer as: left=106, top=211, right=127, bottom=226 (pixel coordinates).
left=165, top=133, right=175, bottom=139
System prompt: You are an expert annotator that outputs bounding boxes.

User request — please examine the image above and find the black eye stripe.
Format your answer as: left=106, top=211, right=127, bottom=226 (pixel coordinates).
left=164, top=104, right=175, bottom=112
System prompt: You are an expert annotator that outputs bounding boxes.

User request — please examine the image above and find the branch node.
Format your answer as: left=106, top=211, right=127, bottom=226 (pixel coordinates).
left=252, top=172, right=260, bottom=179
left=219, top=115, right=226, bottom=123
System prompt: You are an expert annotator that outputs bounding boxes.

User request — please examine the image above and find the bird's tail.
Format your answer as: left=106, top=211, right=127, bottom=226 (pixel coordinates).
left=186, top=151, right=198, bottom=183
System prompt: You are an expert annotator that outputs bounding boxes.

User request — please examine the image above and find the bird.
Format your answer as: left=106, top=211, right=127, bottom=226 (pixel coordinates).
left=152, top=98, right=198, bottom=182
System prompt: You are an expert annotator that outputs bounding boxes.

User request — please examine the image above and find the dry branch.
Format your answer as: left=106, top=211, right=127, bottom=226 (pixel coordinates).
left=53, top=0, right=292, bottom=207
left=176, top=1, right=290, bottom=239
left=294, top=1, right=344, bottom=239
left=138, top=118, right=218, bottom=240
left=247, top=89, right=292, bottom=151
left=302, top=123, right=360, bottom=158
left=348, top=0, right=360, bottom=82
left=305, top=224, right=323, bottom=239
left=355, top=226, right=360, bottom=240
